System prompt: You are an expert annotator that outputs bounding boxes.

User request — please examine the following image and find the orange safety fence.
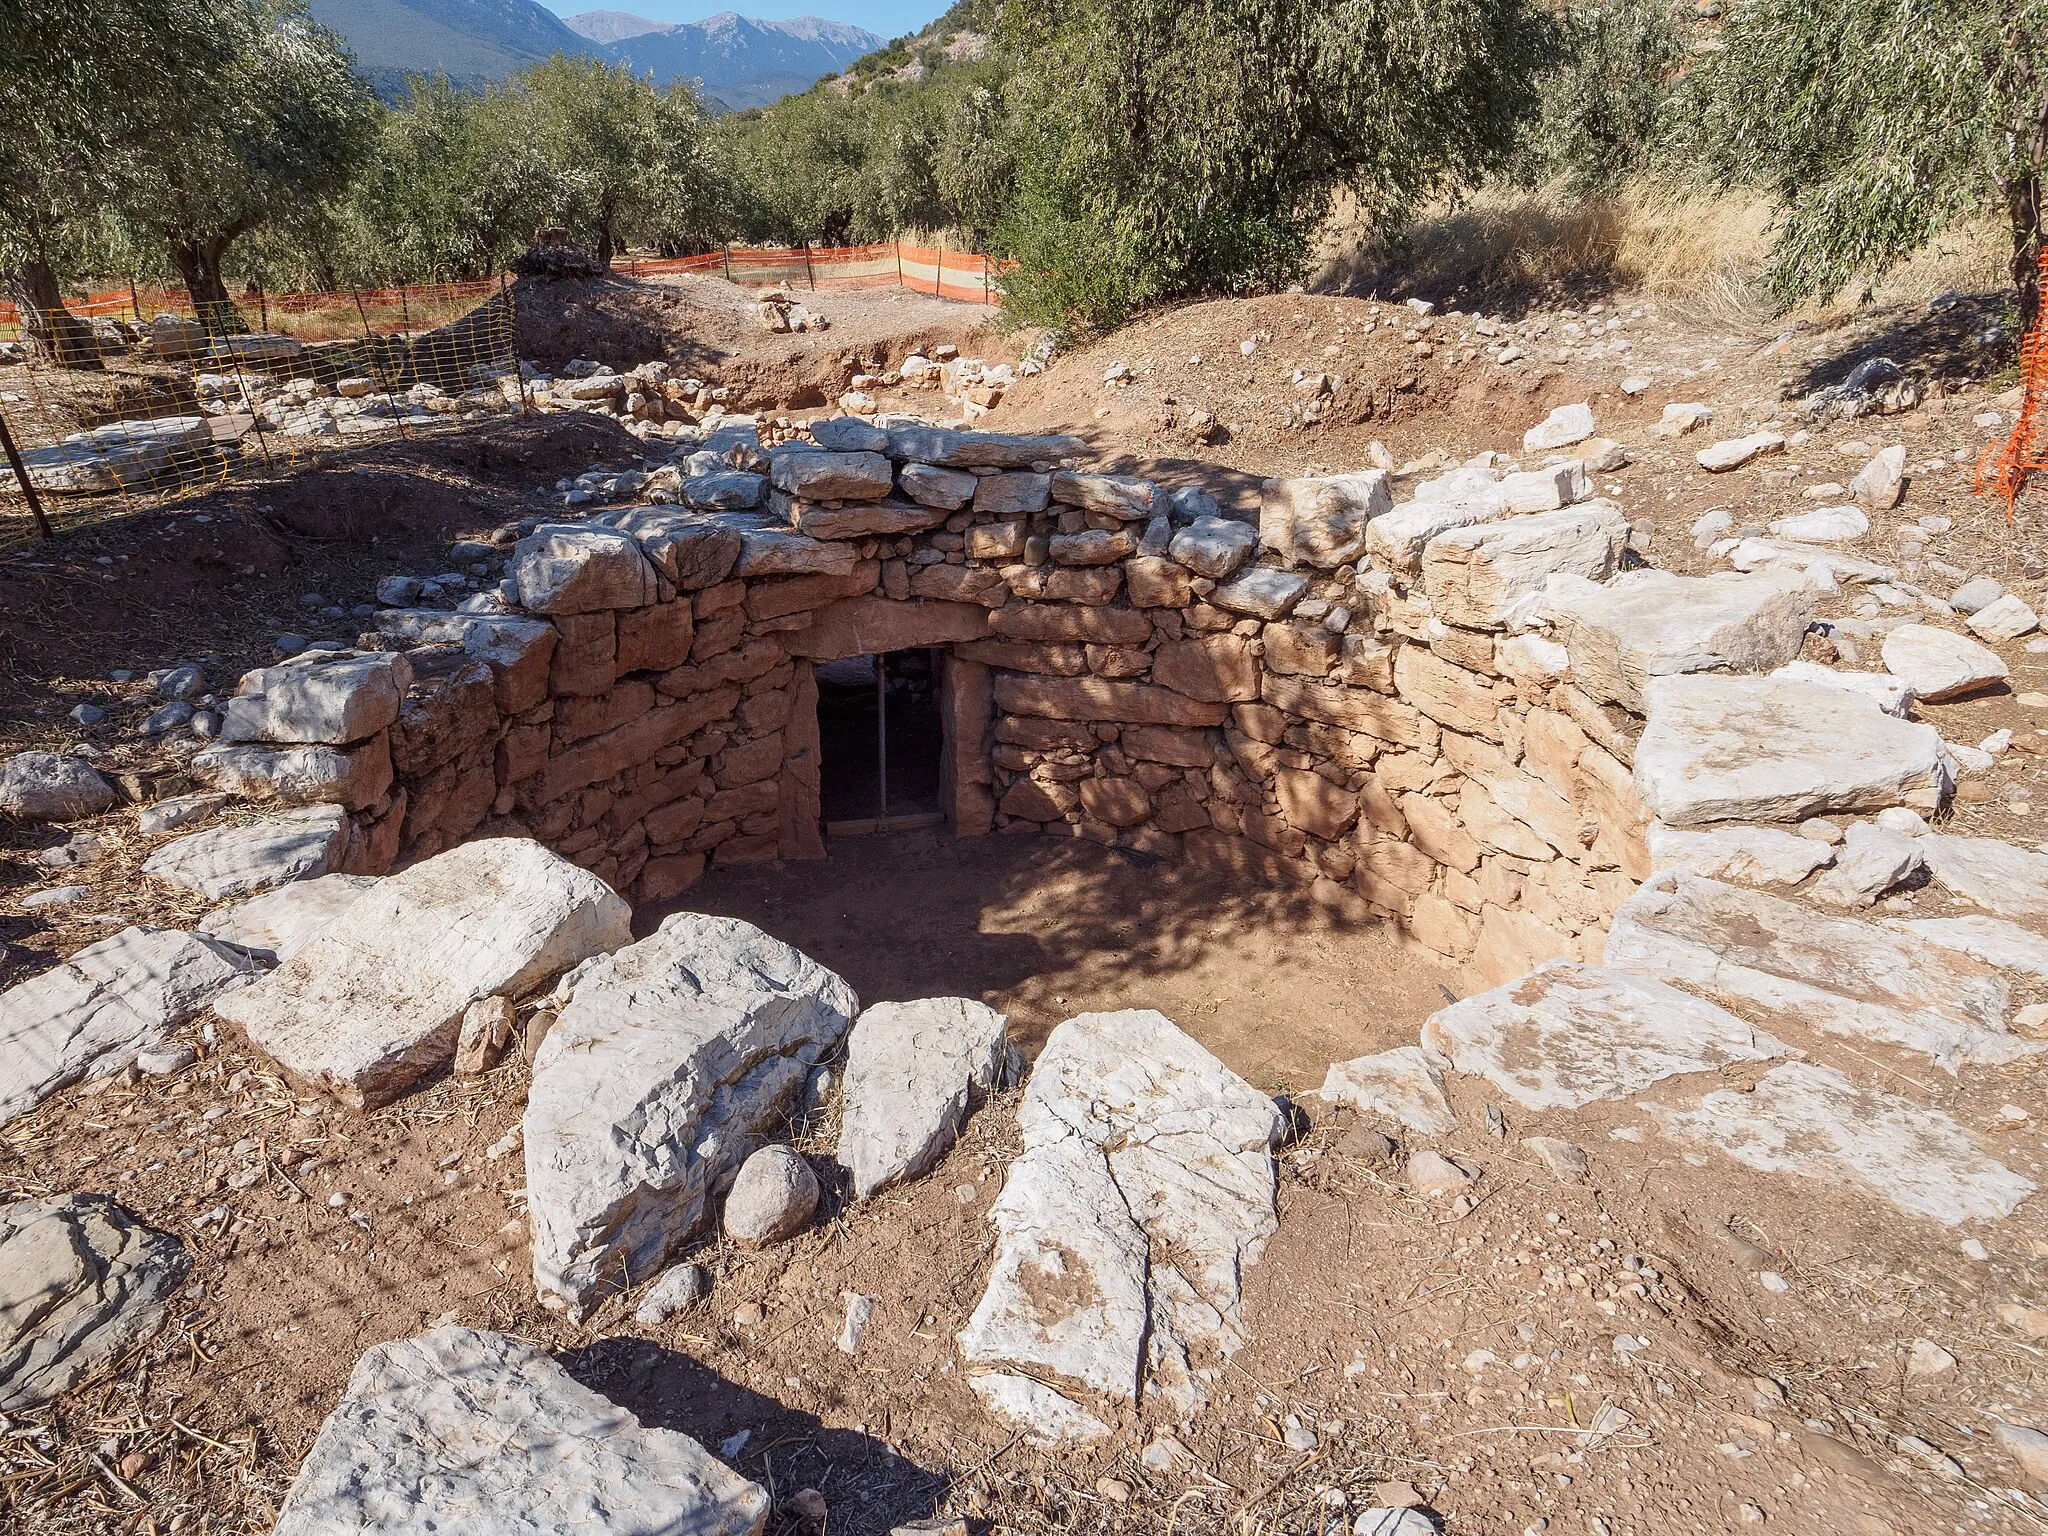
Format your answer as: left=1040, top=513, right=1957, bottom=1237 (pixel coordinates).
left=1976, top=246, right=2048, bottom=521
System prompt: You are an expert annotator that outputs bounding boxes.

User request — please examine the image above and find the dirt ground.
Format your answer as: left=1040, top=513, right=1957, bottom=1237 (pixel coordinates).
left=5, top=267, right=2048, bottom=1535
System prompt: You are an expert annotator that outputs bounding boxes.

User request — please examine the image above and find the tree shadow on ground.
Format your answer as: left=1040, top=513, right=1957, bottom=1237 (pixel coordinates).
left=1785, top=291, right=2017, bottom=397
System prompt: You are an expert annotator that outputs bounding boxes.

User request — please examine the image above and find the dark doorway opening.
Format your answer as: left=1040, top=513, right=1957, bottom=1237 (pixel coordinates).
left=815, top=649, right=946, bottom=834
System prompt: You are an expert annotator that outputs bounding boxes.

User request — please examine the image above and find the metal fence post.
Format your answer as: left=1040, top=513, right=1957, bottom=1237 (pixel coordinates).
left=722, top=242, right=733, bottom=281
left=0, top=411, right=55, bottom=539
left=803, top=242, right=816, bottom=290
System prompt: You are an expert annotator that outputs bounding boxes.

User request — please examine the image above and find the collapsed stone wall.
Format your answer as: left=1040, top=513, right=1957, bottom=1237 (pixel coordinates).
left=186, top=419, right=1746, bottom=984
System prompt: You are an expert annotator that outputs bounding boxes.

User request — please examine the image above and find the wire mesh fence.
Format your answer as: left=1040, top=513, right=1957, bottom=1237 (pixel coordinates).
left=0, top=278, right=525, bottom=549
left=616, top=240, right=1006, bottom=303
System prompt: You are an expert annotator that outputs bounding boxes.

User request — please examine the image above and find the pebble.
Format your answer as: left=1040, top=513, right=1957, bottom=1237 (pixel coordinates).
left=633, top=1262, right=709, bottom=1325
left=732, top=1302, right=764, bottom=1327
left=1960, top=1239, right=1990, bottom=1261
left=68, top=703, right=105, bottom=727
left=1906, top=1337, right=1956, bottom=1379
left=722, top=1144, right=818, bottom=1247
left=21, top=885, right=89, bottom=907
left=836, top=1291, right=873, bottom=1354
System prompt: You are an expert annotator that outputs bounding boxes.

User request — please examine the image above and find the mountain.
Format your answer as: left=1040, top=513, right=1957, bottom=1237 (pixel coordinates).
left=575, top=11, right=883, bottom=110
left=308, top=0, right=881, bottom=106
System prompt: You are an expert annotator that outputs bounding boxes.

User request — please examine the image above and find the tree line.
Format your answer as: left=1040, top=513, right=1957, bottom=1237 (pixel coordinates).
left=2, top=0, right=2041, bottom=362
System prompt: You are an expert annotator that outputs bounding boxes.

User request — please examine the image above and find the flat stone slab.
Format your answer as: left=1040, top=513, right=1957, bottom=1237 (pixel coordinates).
left=142, top=805, right=349, bottom=902
left=1544, top=568, right=1814, bottom=711
left=1918, top=833, right=2048, bottom=922
left=272, top=1326, right=769, bottom=1536
left=1723, top=539, right=1895, bottom=585
left=836, top=997, right=1010, bottom=1200
left=960, top=1011, right=1283, bottom=1443
left=1654, top=1062, right=2032, bottom=1226
left=0, top=927, right=257, bottom=1125
left=215, top=839, right=631, bottom=1109
left=1696, top=432, right=1785, bottom=472
left=526, top=914, right=856, bottom=1314
left=0, top=1194, right=188, bottom=1410
left=1422, top=962, right=1788, bottom=1111
left=1768, top=660, right=1914, bottom=716
left=1645, top=821, right=1835, bottom=885
left=1894, top=915, right=2048, bottom=978
left=1881, top=624, right=2009, bottom=702
left=1605, top=874, right=2039, bottom=1068
left=1317, top=1046, right=1457, bottom=1134
left=198, top=874, right=381, bottom=964
left=1633, top=675, right=1951, bottom=828
left=220, top=652, right=410, bottom=746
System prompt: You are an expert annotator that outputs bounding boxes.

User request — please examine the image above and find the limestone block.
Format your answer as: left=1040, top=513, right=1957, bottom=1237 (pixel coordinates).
left=1126, top=554, right=1195, bottom=607
left=220, top=653, right=411, bottom=746
left=1210, top=567, right=1309, bottom=620
left=837, top=998, right=1009, bottom=1199
left=1393, top=645, right=1499, bottom=739
left=677, top=471, right=766, bottom=510
left=513, top=526, right=660, bottom=614
left=898, top=462, right=978, bottom=509
left=1274, top=767, right=1357, bottom=841
left=1365, top=499, right=1506, bottom=576
left=199, top=874, right=381, bottom=964
left=1918, top=833, right=2048, bottom=921
left=369, top=611, right=558, bottom=713
left=191, top=737, right=391, bottom=811
left=1050, top=529, right=1137, bottom=566
left=1894, top=914, right=2048, bottom=978
left=1644, top=821, right=1834, bottom=885
left=1317, top=1046, right=1455, bottom=1133
left=733, top=524, right=859, bottom=579
left=1078, top=777, right=1150, bottom=826
left=1050, top=472, right=1163, bottom=520
left=994, top=674, right=1227, bottom=727
left=1500, top=462, right=1589, bottom=513
left=807, top=417, right=889, bottom=452
left=1850, top=443, right=1907, bottom=508
left=993, top=604, right=1151, bottom=646
left=1152, top=635, right=1258, bottom=703
left=1168, top=517, right=1258, bottom=579
left=608, top=508, right=743, bottom=591
left=142, top=805, right=350, bottom=901
left=1880, top=624, right=2009, bottom=702
left=1696, top=433, right=1786, bottom=472
left=769, top=450, right=893, bottom=502
left=971, top=472, right=1052, bottom=517
left=784, top=596, right=988, bottom=661
left=0, top=753, right=118, bottom=822
left=1421, top=504, right=1628, bottom=630
left=1545, top=568, right=1815, bottom=711
left=1260, top=472, right=1392, bottom=568
left=885, top=427, right=1085, bottom=468
left=1768, top=660, right=1914, bottom=717
left=1523, top=402, right=1594, bottom=453
left=792, top=499, right=947, bottom=540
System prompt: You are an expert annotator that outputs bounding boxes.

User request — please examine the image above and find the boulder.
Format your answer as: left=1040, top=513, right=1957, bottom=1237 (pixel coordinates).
left=959, top=1011, right=1282, bottom=1442
left=0, top=753, right=119, bottom=822
left=722, top=1145, right=819, bottom=1247
left=807, top=417, right=889, bottom=452
left=219, top=652, right=410, bottom=746
left=1316, top=1047, right=1456, bottom=1134
left=199, top=874, right=381, bottom=964
left=272, top=1327, right=769, bottom=1536
left=1523, top=402, right=1594, bottom=452
left=1259, top=473, right=1393, bottom=568
left=1917, top=833, right=2048, bottom=921
left=1880, top=624, right=2009, bottom=702
left=1632, top=675, right=1951, bottom=827
left=1545, top=568, right=1814, bottom=711
left=1422, top=505, right=1629, bottom=630
left=525, top=914, right=856, bottom=1314
left=1605, top=874, right=2037, bottom=1067
left=1655, top=1062, right=2031, bottom=1225
left=1421, top=961, right=1787, bottom=1111
left=141, top=805, right=349, bottom=901
left=213, top=839, right=631, bottom=1109
left=0, top=927, right=255, bottom=1125
left=513, top=526, right=660, bottom=614
left=837, top=997, right=1010, bottom=1199
left=0, top=1194, right=188, bottom=1410
left=770, top=450, right=893, bottom=502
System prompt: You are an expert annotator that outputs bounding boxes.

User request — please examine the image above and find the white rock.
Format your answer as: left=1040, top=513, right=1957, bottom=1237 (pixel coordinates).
left=1948, top=575, right=2004, bottom=614
left=272, top=1327, right=769, bottom=1536
left=198, top=874, right=380, bottom=963
left=1966, top=594, right=2041, bottom=642
left=1318, top=1046, right=1457, bottom=1134
left=1850, top=443, right=1907, bottom=508
left=722, top=1145, right=818, bottom=1248
left=836, top=1291, right=873, bottom=1354
left=1495, top=633, right=1571, bottom=684
left=1421, top=503, right=1629, bottom=629
left=0, top=927, right=258, bottom=1124
left=1768, top=505, right=1868, bottom=543
left=1652, top=402, right=1713, bottom=437
left=959, top=1011, right=1282, bottom=1440
left=1881, top=624, right=2009, bottom=702
left=634, top=1262, right=708, bottom=1325
left=1523, top=1135, right=1590, bottom=1183
left=1260, top=473, right=1394, bottom=569
left=1633, top=675, right=1951, bottom=828
left=219, top=653, right=410, bottom=746
left=1696, top=433, right=1785, bottom=472
left=1655, top=1062, right=2032, bottom=1225
left=1545, top=568, right=1814, bottom=711
left=1167, top=516, right=1257, bottom=580
left=1875, top=805, right=1929, bottom=834
left=1406, top=1149, right=1474, bottom=1197
left=137, top=792, right=227, bottom=836
left=1423, top=961, right=1787, bottom=1110
left=1918, top=834, right=2048, bottom=921
left=142, top=805, right=349, bottom=901
left=1809, top=821, right=1926, bottom=907
left=1354, top=1511, right=1437, bottom=1536
left=1894, top=915, right=2048, bottom=978
left=1724, top=539, right=1895, bottom=585
left=1523, top=402, right=1594, bottom=452
left=1993, top=1422, right=2048, bottom=1484
left=525, top=913, right=855, bottom=1314
left=214, top=839, right=630, bottom=1109
left=513, top=525, right=661, bottom=614
left=1500, top=462, right=1589, bottom=512
left=1605, top=874, right=2037, bottom=1067
left=1646, top=820, right=1835, bottom=884
left=836, top=997, right=1009, bottom=1200
left=0, top=752, right=119, bottom=822
left=1364, top=498, right=1508, bottom=575
left=1767, top=660, right=1915, bottom=717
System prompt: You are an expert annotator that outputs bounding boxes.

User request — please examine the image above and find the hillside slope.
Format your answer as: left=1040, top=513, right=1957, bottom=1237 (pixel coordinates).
left=308, top=0, right=586, bottom=93
left=583, top=11, right=880, bottom=109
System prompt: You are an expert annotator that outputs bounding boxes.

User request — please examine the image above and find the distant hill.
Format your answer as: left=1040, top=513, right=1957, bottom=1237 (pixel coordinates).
left=307, top=0, right=881, bottom=106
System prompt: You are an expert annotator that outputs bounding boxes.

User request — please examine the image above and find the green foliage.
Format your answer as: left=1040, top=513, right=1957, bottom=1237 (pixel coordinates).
left=1513, top=0, right=1684, bottom=193
left=1668, top=0, right=2047, bottom=318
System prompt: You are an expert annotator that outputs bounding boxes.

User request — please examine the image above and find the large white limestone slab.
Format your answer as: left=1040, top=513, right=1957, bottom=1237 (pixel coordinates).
left=1317, top=1046, right=1458, bottom=1134
left=1605, top=874, right=2038, bottom=1068
left=1654, top=1062, right=2032, bottom=1226
left=1768, top=660, right=1915, bottom=717
left=1893, top=915, right=2048, bottom=978
left=1421, top=504, right=1629, bottom=629
left=1645, top=821, right=1835, bottom=885
left=1633, top=675, right=1951, bottom=828
left=836, top=996, right=1009, bottom=1200
left=198, top=874, right=380, bottom=964
left=0, top=927, right=258, bottom=1125
left=1421, top=961, right=1788, bottom=1111
left=959, top=1011, right=1283, bottom=1442
left=214, top=839, right=630, bottom=1109
left=525, top=914, right=856, bottom=1314
left=272, top=1326, right=769, bottom=1536
left=1881, top=624, right=2009, bottom=702
left=141, top=805, right=349, bottom=901
left=1917, top=834, right=2048, bottom=922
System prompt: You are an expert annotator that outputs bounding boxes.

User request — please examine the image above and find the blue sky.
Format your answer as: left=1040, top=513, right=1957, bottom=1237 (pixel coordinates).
left=535, top=0, right=952, bottom=40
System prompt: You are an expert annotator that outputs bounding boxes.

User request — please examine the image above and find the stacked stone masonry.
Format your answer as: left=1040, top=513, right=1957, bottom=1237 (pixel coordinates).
left=192, top=420, right=1821, bottom=985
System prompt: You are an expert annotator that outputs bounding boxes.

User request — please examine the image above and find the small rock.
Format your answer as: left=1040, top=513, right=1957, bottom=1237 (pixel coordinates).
left=1849, top=444, right=1907, bottom=508
left=1524, top=403, right=1594, bottom=453
left=0, top=752, right=119, bottom=822
left=1998, top=1302, right=2048, bottom=1340
left=138, top=792, right=227, bottom=837
left=1353, top=1510, right=1437, bottom=1536
left=21, top=885, right=88, bottom=908
left=633, top=1262, right=708, bottom=1325
left=1948, top=576, right=2005, bottom=615
left=39, top=832, right=104, bottom=869
left=836, top=1290, right=873, bottom=1354
left=1339, top=1125, right=1395, bottom=1164
left=1905, top=1337, right=1956, bottom=1380
left=1406, top=1150, right=1475, bottom=1198
left=454, top=995, right=516, bottom=1077
left=1994, top=1422, right=2048, bottom=1483
left=1880, top=624, right=2008, bottom=702
left=786, top=1489, right=828, bottom=1524
left=154, top=664, right=207, bottom=700
left=144, top=701, right=194, bottom=734
left=135, top=1043, right=198, bottom=1077
left=722, top=1145, right=818, bottom=1248
left=1141, top=1436, right=1188, bottom=1471
left=1369, top=1481, right=1425, bottom=1509
left=68, top=703, right=105, bottom=727
left=1523, top=1136, right=1589, bottom=1183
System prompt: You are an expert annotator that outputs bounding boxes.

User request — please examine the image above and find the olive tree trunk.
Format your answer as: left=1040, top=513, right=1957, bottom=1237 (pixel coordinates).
left=5, top=259, right=101, bottom=369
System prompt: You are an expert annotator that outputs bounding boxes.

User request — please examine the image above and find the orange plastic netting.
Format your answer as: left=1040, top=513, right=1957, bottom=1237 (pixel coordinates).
left=1975, top=246, right=2048, bottom=520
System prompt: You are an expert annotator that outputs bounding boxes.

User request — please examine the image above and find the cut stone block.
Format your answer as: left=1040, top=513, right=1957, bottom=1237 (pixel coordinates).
left=731, top=522, right=858, bottom=578
left=884, top=427, right=1085, bottom=468
left=1645, top=820, right=1836, bottom=885
left=272, top=1327, right=769, bottom=1536
left=513, top=526, right=660, bottom=614
left=1894, top=915, right=2048, bottom=979
left=1655, top=1062, right=2032, bottom=1226
left=0, top=1194, right=188, bottom=1410
left=1050, top=472, right=1163, bottom=520
left=770, top=450, right=893, bottom=502
left=1881, top=624, right=2009, bottom=702
left=1364, top=499, right=1508, bottom=575
left=1500, top=462, right=1589, bottom=512
left=142, top=805, right=350, bottom=903
left=1767, top=660, right=1914, bottom=717
left=1545, top=568, right=1814, bottom=711
left=219, top=652, right=410, bottom=746
left=1422, top=504, right=1629, bottom=630
left=1317, top=1046, right=1457, bottom=1134
left=198, top=874, right=380, bottom=964
left=190, top=739, right=391, bottom=810
left=1422, top=961, right=1787, bottom=1111
left=1918, top=834, right=2048, bottom=921
left=0, top=927, right=258, bottom=1125
left=526, top=914, right=856, bottom=1314
left=960, top=1011, right=1282, bottom=1441
left=1260, top=473, right=1393, bottom=568
left=1168, top=516, right=1258, bottom=579
left=837, top=997, right=1010, bottom=1199
left=1605, top=874, right=2037, bottom=1068
left=214, top=839, right=631, bottom=1109
left=1632, top=675, right=1951, bottom=827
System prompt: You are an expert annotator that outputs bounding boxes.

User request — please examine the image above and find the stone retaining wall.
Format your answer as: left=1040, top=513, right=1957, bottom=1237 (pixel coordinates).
left=188, top=420, right=1744, bottom=985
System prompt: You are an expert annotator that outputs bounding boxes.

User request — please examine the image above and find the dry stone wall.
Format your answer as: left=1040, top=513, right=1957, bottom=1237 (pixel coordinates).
left=187, top=418, right=1729, bottom=985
